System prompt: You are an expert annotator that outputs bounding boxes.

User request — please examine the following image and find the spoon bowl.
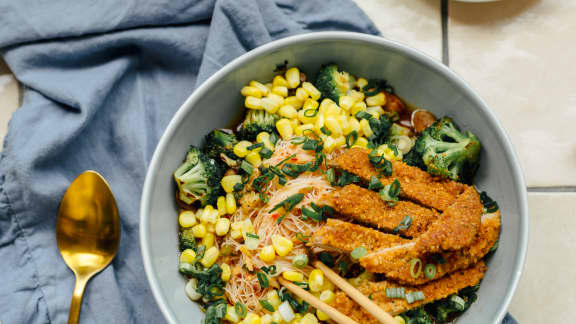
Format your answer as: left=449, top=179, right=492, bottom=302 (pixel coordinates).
left=57, top=170, right=120, bottom=324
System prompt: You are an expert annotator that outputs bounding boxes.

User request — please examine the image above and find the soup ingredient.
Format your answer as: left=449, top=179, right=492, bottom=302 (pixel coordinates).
left=204, top=129, right=239, bottom=167
left=179, top=228, right=197, bottom=251
left=174, top=146, right=225, bottom=206
left=315, top=64, right=356, bottom=102
left=408, top=117, right=481, bottom=184
left=239, top=109, right=279, bottom=141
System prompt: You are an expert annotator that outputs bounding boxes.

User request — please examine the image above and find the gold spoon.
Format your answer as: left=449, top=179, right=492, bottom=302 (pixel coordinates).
left=56, top=171, right=120, bottom=324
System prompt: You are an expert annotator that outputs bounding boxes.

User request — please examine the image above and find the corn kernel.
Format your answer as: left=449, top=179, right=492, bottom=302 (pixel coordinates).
left=300, top=313, right=319, bottom=324
left=191, top=224, right=207, bottom=238
left=297, top=109, right=316, bottom=125
left=316, top=310, right=330, bottom=321
left=231, top=229, right=243, bottom=240
left=322, top=135, right=336, bottom=153
left=241, top=219, right=255, bottom=236
left=395, top=316, right=406, bottom=324
left=234, top=141, right=252, bottom=158
left=352, top=136, right=369, bottom=148
left=359, top=119, right=373, bottom=137
left=333, top=136, right=345, bottom=149
left=350, top=101, right=367, bottom=116
left=309, top=269, right=324, bottom=292
left=284, top=96, right=302, bottom=109
left=321, top=278, right=335, bottom=291
left=244, top=312, right=261, bottom=324
left=295, top=87, right=308, bottom=102
left=198, top=206, right=211, bottom=223
left=215, top=217, right=231, bottom=236
left=271, top=234, right=293, bottom=256
left=343, top=117, right=360, bottom=135
left=323, top=102, right=340, bottom=117
left=200, top=246, right=219, bottom=267
left=216, top=197, right=227, bottom=216
left=201, top=207, right=218, bottom=224
left=178, top=210, right=197, bottom=228
left=262, top=94, right=284, bottom=114
left=206, top=222, right=215, bottom=233
left=295, top=124, right=314, bottom=137
left=241, top=86, right=262, bottom=98
left=273, top=75, right=289, bottom=87
left=282, top=271, right=304, bottom=282
left=221, top=175, right=242, bottom=193
left=290, top=118, right=300, bottom=130
left=245, top=151, right=261, bottom=167
left=226, top=192, right=237, bottom=214
left=348, top=89, right=365, bottom=102
left=290, top=313, right=302, bottom=324
left=261, top=314, right=273, bottom=324
left=272, top=311, right=284, bottom=324
left=366, top=105, right=385, bottom=116
left=338, top=95, right=357, bottom=111
left=278, top=105, right=298, bottom=119
left=179, top=249, right=197, bottom=264
left=324, top=116, right=343, bottom=137
left=249, top=80, right=270, bottom=96
left=366, top=92, right=386, bottom=106
left=302, top=98, right=319, bottom=110
left=267, top=290, right=282, bottom=308
left=313, top=114, right=325, bottom=134
left=276, top=119, right=294, bottom=140
left=202, top=232, right=215, bottom=248
left=226, top=305, right=240, bottom=323
left=245, top=96, right=262, bottom=109
left=356, top=77, right=368, bottom=90
left=259, top=245, right=276, bottom=263
left=256, top=132, right=270, bottom=143
left=285, top=67, right=301, bottom=88
left=301, top=82, right=321, bottom=100
left=273, top=86, right=288, bottom=97
left=319, top=290, right=335, bottom=304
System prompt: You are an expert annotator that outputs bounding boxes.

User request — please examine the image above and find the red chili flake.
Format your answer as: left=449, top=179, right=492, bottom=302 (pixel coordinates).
left=272, top=213, right=280, bottom=220
left=291, top=158, right=298, bottom=161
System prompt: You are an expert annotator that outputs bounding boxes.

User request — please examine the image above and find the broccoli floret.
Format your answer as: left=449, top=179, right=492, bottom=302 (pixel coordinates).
left=315, top=64, right=356, bottom=102
left=179, top=228, right=196, bottom=251
left=174, top=146, right=224, bottom=207
left=368, top=114, right=392, bottom=146
left=407, top=117, right=481, bottom=184
left=204, top=129, right=239, bottom=167
left=430, top=285, right=479, bottom=323
left=238, top=109, right=279, bottom=141
left=400, top=308, right=434, bottom=324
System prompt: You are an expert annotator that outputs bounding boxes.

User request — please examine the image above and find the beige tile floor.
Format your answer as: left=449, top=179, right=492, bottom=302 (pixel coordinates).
left=1, top=1, right=575, bottom=322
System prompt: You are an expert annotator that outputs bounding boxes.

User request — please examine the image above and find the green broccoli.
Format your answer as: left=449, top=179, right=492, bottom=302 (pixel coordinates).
left=315, top=64, right=356, bottom=102
left=406, top=117, right=481, bottom=184
left=429, top=285, right=479, bottom=323
left=400, top=308, right=434, bottom=324
left=238, top=109, right=279, bottom=141
left=174, top=146, right=224, bottom=207
left=179, top=228, right=196, bottom=251
left=204, top=129, right=239, bottom=167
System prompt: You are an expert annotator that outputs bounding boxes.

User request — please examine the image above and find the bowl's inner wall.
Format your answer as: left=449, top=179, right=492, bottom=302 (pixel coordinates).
left=144, top=38, right=525, bottom=324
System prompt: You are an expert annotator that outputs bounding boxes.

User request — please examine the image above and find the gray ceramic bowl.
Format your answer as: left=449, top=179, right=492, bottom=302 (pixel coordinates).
left=140, top=32, right=528, bottom=324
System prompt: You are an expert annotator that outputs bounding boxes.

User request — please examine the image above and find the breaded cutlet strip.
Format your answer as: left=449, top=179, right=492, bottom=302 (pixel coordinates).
left=332, top=261, right=487, bottom=320
left=329, top=148, right=466, bottom=211
left=310, top=219, right=408, bottom=253
left=360, top=211, right=500, bottom=285
left=323, top=184, right=440, bottom=238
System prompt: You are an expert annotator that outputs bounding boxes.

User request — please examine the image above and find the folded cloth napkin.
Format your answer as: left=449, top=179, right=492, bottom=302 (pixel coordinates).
left=0, top=0, right=517, bottom=323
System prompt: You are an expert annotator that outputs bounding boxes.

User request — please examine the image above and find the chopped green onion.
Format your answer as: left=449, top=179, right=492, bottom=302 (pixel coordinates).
left=246, top=233, right=260, bottom=239
left=278, top=175, right=287, bottom=185
left=235, top=303, right=247, bottom=318
left=304, top=109, right=318, bottom=117
left=270, top=193, right=305, bottom=223
left=291, top=136, right=307, bottom=145
left=320, top=126, right=331, bottom=136
left=424, top=264, right=437, bottom=279
left=489, top=240, right=499, bottom=252
left=241, top=160, right=254, bottom=175
left=338, top=261, right=349, bottom=275
left=450, top=295, right=466, bottom=311
left=293, top=281, right=310, bottom=290
left=393, top=215, right=412, bottom=234
left=302, top=207, right=322, bottom=221
left=269, top=132, right=279, bottom=145
left=259, top=299, right=276, bottom=312
left=368, top=175, right=383, bottom=190
left=379, top=179, right=401, bottom=206
left=260, top=147, right=273, bottom=159
left=345, top=131, right=358, bottom=148
left=409, top=258, right=423, bottom=278
left=233, top=182, right=244, bottom=191
left=247, top=143, right=264, bottom=150
left=292, top=254, right=309, bottom=268
left=257, top=271, right=269, bottom=289
left=385, top=287, right=406, bottom=299
left=261, top=265, right=277, bottom=275
left=355, top=111, right=373, bottom=120
left=405, top=291, right=425, bottom=304
left=318, top=252, right=335, bottom=268
left=295, top=232, right=310, bottom=243
left=350, top=247, right=368, bottom=260
left=326, top=168, right=336, bottom=184
left=302, top=139, right=319, bottom=151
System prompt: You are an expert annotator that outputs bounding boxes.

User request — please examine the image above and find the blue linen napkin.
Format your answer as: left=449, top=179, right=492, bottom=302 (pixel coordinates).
left=0, top=0, right=517, bottom=323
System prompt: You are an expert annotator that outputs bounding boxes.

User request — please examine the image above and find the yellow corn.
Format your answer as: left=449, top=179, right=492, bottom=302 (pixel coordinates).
left=302, top=98, right=319, bottom=110
left=249, top=80, right=270, bottom=96
left=284, top=96, right=302, bottom=109
left=259, top=245, right=276, bottom=263
left=241, top=219, right=255, bottom=237
left=295, top=124, right=314, bottom=137
left=226, top=305, right=241, bottom=323
left=262, top=94, right=284, bottom=114
left=366, top=92, right=386, bottom=106
left=282, top=271, right=304, bottom=282
left=273, top=86, right=289, bottom=97
left=353, top=136, right=369, bottom=148
left=191, top=224, right=207, bottom=238
left=215, top=217, right=231, bottom=236
left=216, top=196, right=227, bottom=215
left=367, top=105, right=385, bottom=116
left=350, top=101, right=367, bottom=116
left=271, top=234, right=293, bottom=256
left=225, top=192, right=237, bottom=214
left=297, top=110, right=316, bottom=125
left=267, top=290, right=282, bottom=308
left=338, top=95, right=357, bottom=111
left=261, top=314, right=273, bottom=324
left=395, top=316, right=406, bottom=324
left=316, top=310, right=330, bottom=321
left=301, top=82, right=321, bottom=100
left=201, top=207, right=218, bottom=224
left=279, top=105, right=298, bottom=119
left=322, top=135, right=336, bottom=152
left=290, top=314, right=302, bottom=324
left=244, top=312, right=261, bottom=324
left=206, top=222, right=215, bottom=233
left=221, top=175, right=242, bottom=193
left=348, top=89, right=365, bottom=102
left=200, top=246, right=219, bottom=267
left=179, top=249, right=196, bottom=264
left=202, top=233, right=215, bottom=248
left=321, top=278, right=335, bottom=291
left=178, top=210, right=197, bottom=228
left=300, top=313, right=319, bottom=324
left=198, top=205, right=212, bottom=223
left=273, top=75, right=289, bottom=87
left=245, top=96, right=262, bottom=109
left=319, top=290, right=335, bottom=304
left=272, top=311, right=284, bottom=324
left=246, top=151, right=262, bottom=167
left=230, top=229, right=243, bottom=240
left=324, top=116, right=342, bottom=137
left=241, top=86, right=262, bottom=98
left=334, top=136, right=345, bottom=148
left=359, top=119, right=373, bottom=137
left=323, top=102, right=340, bottom=117
left=220, top=263, right=231, bottom=281
left=234, top=141, right=252, bottom=158
left=308, top=269, right=324, bottom=292
left=294, top=88, right=307, bottom=102
left=256, top=131, right=270, bottom=143
left=313, top=114, right=325, bottom=134
left=356, top=77, right=368, bottom=90
left=285, top=67, right=301, bottom=88
left=276, top=119, right=294, bottom=140
left=290, top=118, right=300, bottom=130
left=343, top=116, right=360, bottom=135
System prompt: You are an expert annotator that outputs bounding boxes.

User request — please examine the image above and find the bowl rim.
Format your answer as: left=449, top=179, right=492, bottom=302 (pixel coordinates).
left=140, top=31, right=529, bottom=324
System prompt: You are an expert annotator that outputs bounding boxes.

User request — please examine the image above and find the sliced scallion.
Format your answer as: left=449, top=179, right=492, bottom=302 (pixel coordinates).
left=450, top=295, right=466, bottom=311
left=240, top=160, right=254, bottom=175
left=235, top=303, right=247, bottom=318
left=405, top=291, right=425, bottom=304
left=292, top=254, right=309, bottom=269
left=259, top=299, right=275, bottom=312
left=260, top=147, right=273, bottom=159
left=424, top=263, right=437, bottom=279
left=409, top=258, right=423, bottom=278
left=350, top=247, right=368, bottom=260
left=247, top=142, right=264, bottom=151
left=320, top=126, right=331, bottom=136
left=368, top=175, right=383, bottom=190
left=257, top=271, right=269, bottom=289
left=385, top=287, right=406, bottom=299
left=393, top=215, right=412, bottom=234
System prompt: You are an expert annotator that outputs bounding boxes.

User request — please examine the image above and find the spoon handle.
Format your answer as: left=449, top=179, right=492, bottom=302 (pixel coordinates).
left=67, top=275, right=89, bottom=324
